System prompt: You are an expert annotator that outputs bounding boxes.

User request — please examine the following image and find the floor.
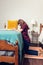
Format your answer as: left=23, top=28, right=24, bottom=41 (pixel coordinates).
left=1, top=58, right=43, bottom=65
left=23, top=58, right=43, bottom=65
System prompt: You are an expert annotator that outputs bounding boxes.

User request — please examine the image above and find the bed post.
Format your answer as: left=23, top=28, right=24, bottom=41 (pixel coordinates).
left=15, top=41, right=18, bottom=65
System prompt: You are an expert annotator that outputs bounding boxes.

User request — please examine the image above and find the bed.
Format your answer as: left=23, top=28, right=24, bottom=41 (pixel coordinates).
left=0, top=40, right=18, bottom=65
left=0, top=30, right=23, bottom=65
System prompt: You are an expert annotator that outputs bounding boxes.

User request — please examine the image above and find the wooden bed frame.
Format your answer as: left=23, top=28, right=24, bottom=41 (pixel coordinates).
left=40, top=24, right=43, bottom=33
left=0, top=40, right=18, bottom=65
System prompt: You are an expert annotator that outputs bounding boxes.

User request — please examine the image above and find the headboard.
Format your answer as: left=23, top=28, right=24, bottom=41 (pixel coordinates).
left=40, top=24, right=43, bottom=33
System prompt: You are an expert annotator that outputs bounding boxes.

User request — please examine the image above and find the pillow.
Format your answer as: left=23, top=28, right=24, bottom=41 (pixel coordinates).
left=7, top=20, right=18, bottom=29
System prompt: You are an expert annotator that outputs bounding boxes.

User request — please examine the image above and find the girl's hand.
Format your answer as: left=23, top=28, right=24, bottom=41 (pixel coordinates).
left=18, top=29, right=23, bottom=32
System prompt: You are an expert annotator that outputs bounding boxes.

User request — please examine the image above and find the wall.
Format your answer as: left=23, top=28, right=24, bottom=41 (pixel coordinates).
left=0, top=0, right=43, bottom=33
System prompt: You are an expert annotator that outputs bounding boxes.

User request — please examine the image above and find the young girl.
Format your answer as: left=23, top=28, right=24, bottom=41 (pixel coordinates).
left=18, top=19, right=38, bottom=55
left=18, top=19, right=31, bottom=54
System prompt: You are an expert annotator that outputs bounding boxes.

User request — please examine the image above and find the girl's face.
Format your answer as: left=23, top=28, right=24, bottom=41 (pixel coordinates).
left=19, top=20, right=24, bottom=26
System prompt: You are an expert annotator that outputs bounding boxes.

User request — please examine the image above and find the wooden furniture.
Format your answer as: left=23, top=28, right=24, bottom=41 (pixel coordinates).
left=39, top=24, right=43, bottom=47
left=40, top=24, right=43, bottom=33
left=0, top=30, right=23, bottom=64
left=0, top=40, right=18, bottom=65
left=29, top=46, right=42, bottom=56
left=24, top=54, right=43, bottom=65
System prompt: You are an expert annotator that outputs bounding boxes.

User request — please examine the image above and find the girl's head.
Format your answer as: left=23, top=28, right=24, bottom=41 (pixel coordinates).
left=18, top=19, right=25, bottom=26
